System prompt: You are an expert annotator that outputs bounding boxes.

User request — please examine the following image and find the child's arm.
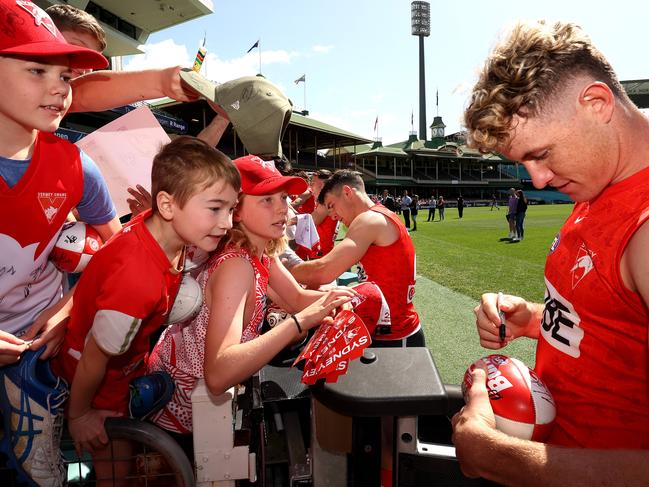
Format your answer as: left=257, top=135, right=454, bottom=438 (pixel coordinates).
left=203, top=258, right=353, bottom=396
left=67, top=335, right=122, bottom=455
left=69, top=66, right=197, bottom=113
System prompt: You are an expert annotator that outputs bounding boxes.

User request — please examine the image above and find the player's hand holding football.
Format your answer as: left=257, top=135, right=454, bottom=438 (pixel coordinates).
left=473, top=292, right=541, bottom=348
left=294, top=288, right=357, bottom=330
left=451, top=368, right=499, bottom=478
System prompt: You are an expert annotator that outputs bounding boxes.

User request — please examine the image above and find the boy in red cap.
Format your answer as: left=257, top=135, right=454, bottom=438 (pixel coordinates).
left=147, top=155, right=356, bottom=434
left=0, top=1, right=118, bottom=484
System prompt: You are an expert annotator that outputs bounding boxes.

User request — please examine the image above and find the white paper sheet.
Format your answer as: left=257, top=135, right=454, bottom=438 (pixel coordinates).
left=76, top=106, right=170, bottom=217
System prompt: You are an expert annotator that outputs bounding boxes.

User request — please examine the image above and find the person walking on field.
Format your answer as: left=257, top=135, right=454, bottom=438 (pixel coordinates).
left=514, top=189, right=528, bottom=241
left=506, top=187, right=518, bottom=238
left=427, top=195, right=437, bottom=221
left=490, top=193, right=499, bottom=210
left=457, top=194, right=465, bottom=219
left=411, top=194, right=419, bottom=231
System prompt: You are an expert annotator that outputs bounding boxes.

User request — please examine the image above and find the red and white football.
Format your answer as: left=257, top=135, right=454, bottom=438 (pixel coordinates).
left=50, top=222, right=103, bottom=273
left=462, top=354, right=556, bottom=441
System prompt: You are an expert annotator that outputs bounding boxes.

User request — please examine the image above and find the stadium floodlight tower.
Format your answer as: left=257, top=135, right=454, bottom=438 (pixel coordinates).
left=411, top=1, right=430, bottom=141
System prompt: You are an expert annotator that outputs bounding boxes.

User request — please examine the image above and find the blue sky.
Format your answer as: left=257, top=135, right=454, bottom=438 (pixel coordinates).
left=124, top=0, right=649, bottom=145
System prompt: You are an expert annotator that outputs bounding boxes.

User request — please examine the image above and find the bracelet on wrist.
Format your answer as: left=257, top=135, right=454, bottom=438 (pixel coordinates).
left=291, top=314, right=303, bottom=333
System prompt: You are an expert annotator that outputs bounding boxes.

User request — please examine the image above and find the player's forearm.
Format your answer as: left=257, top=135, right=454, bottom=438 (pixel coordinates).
left=472, top=430, right=649, bottom=486
left=70, top=69, right=170, bottom=112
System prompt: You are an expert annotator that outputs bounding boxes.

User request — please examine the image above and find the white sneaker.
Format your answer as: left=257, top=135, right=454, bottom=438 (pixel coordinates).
left=0, top=349, right=68, bottom=487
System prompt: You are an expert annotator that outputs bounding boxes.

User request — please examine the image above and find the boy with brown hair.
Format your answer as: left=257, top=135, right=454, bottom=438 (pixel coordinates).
left=53, top=136, right=240, bottom=483
left=46, top=4, right=106, bottom=52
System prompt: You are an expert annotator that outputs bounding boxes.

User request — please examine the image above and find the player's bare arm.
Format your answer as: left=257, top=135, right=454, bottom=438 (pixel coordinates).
left=289, top=211, right=385, bottom=287
left=621, top=219, right=649, bottom=348
left=453, top=369, right=649, bottom=486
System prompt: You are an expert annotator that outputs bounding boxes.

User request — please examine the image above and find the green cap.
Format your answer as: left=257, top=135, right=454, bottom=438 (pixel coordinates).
left=179, top=69, right=292, bottom=158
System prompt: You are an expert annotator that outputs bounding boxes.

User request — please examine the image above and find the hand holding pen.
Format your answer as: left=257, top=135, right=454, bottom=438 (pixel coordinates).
left=497, top=292, right=507, bottom=343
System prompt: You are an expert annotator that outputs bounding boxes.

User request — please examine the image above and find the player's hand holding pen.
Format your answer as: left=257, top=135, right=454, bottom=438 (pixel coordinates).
left=473, top=292, right=543, bottom=349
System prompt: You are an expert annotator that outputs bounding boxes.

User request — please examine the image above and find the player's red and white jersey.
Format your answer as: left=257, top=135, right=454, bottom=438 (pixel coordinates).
left=537, top=165, right=649, bottom=448
left=53, top=211, right=183, bottom=412
left=357, top=204, right=419, bottom=340
left=0, top=133, right=83, bottom=335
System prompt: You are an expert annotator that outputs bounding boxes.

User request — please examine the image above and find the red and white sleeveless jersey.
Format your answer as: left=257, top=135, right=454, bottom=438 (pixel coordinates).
left=537, top=166, right=649, bottom=448
left=0, top=133, right=83, bottom=335
left=358, top=204, right=419, bottom=340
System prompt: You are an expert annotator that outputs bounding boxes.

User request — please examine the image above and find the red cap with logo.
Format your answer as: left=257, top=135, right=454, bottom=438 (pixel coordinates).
left=234, top=155, right=307, bottom=196
left=0, top=0, right=107, bottom=69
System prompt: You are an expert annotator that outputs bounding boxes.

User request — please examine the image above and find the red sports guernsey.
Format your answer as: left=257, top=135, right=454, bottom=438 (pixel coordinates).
left=0, top=133, right=83, bottom=335
left=53, top=211, right=183, bottom=413
left=536, top=165, right=649, bottom=448
left=357, top=204, right=419, bottom=340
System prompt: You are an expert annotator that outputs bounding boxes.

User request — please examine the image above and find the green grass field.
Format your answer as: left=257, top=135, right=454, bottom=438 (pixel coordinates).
left=407, top=204, right=574, bottom=384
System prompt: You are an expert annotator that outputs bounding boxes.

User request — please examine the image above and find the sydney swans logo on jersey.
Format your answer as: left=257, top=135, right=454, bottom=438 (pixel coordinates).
left=541, top=277, right=584, bottom=358
left=570, top=243, right=596, bottom=290
left=37, top=192, right=66, bottom=223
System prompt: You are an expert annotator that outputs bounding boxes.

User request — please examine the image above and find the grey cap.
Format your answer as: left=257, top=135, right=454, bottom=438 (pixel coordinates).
left=179, top=69, right=292, bottom=158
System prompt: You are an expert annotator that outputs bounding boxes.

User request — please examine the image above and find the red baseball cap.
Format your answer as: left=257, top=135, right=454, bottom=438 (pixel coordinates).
left=235, top=155, right=307, bottom=196
left=0, top=0, right=108, bottom=70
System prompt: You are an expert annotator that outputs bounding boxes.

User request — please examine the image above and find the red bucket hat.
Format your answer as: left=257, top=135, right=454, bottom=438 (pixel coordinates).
left=0, top=0, right=107, bottom=70
left=234, top=155, right=307, bottom=196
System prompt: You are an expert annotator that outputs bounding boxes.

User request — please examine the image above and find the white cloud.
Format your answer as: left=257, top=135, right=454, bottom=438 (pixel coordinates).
left=123, top=39, right=191, bottom=71
left=124, top=39, right=298, bottom=85
left=312, top=44, right=334, bottom=53
left=452, top=81, right=470, bottom=95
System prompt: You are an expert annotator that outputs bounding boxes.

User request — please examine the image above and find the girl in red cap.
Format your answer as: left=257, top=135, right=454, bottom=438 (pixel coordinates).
left=148, top=155, right=356, bottom=434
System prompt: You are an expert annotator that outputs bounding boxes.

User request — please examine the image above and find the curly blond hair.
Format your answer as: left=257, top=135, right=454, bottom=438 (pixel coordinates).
left=464, top=20, right=628, bottom=154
